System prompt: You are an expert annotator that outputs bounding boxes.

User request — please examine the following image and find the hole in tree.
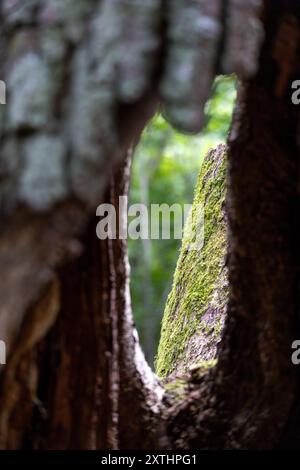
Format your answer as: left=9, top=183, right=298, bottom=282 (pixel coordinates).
left=128, top=75, right=237, bottom=375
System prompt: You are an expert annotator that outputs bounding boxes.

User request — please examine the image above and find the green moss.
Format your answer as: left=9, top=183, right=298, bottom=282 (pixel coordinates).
left=163, top=378, right=189, bottom=404
left=155, top=144, right=227, bottom=378
left=190, top=358, right=218, bottom=370
left=188, top=359, right=218, bottom=382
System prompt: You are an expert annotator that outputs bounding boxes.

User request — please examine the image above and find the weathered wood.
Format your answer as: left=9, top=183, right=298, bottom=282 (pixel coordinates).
left=3, top=0, right=300, bottom=451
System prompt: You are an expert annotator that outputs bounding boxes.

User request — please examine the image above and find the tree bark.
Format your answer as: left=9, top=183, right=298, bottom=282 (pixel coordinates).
left=165, top=2, right=300, bottom=448
left=156, top=144, right=228, bottom=379
left=2, top=0, right=300, bottom=451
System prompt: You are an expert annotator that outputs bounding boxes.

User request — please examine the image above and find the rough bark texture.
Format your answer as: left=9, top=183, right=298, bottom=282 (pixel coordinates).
left=165, top=2, right=300, bottom=449
left=0, top=153, right=164, bottom=450
left=2, top=0, right=300, bottom=451
left=156, top=144, right=228, bottom=379
left=0, top=0, right=262, bottom=367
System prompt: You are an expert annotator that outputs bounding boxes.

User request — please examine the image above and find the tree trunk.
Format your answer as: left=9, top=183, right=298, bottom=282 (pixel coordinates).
left=165, top=3, right=300, bottom=448
left=156, top=144, right=228, bottom=379
left=2, top=0, right=300, bottom=451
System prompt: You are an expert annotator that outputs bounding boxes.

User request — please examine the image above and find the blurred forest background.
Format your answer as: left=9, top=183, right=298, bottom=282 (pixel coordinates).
left=129, top=75, right=236, bottom=365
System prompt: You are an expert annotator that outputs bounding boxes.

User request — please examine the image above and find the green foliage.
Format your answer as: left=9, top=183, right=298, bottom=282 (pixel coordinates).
left=129, top=75, right=236, bottom=365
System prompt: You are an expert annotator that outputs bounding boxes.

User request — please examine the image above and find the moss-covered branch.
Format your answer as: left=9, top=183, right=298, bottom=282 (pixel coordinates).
left=156, top=144, right=228, bottom=378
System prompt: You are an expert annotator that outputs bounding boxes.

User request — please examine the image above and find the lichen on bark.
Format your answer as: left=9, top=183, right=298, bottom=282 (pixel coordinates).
left=156, top=144, right=228, bottom=378
left=0, top=0, right=263, bottom=214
